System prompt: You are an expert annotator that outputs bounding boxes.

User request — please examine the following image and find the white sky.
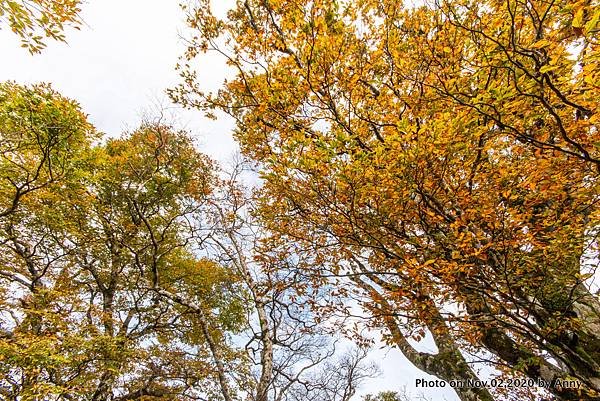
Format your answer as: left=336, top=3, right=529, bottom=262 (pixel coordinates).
left=0, top=1, right=457, bottom=399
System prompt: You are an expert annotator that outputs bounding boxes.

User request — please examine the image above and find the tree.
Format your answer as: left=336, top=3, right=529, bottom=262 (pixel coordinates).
left=172, top=0, right=600, bottom=400
left=363, top=389, right=428, bottom=401
left=0, top=82, right=377, bottom=400
left=0, top=85, right=248, bottom=398
left=201, top=160, right=379, bottom=401
left=0, top=81, right=93, bottom=219
left=363, top=392, right=404, bottom=401
left=0, top=0, right=83, bottom=53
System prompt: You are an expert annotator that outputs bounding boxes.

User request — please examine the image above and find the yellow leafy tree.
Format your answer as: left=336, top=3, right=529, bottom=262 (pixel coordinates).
left=172, top=0, right=600, bottom=400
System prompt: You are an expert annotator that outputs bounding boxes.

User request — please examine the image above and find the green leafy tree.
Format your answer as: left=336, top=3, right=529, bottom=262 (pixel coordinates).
left=363, top=391, right=409, bottom=401
left=0, top=83, right=248, bottom=399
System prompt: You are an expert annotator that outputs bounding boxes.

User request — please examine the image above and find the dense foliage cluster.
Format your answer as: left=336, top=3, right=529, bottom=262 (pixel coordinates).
left=0, top=82, right=243, bottom=399
left=173, top=0, right=600, bottom=400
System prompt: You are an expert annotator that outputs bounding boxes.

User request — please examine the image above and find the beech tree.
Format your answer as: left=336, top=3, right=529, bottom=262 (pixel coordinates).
left=0, top=82, right=376, bottom=400
left=0, top=84, right=247, bottom=399
left=172, top=0, right=600, bottom=400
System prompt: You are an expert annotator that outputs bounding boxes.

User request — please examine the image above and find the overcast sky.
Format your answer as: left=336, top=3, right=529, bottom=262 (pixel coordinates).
left=0, top=1, right=458, bottom=399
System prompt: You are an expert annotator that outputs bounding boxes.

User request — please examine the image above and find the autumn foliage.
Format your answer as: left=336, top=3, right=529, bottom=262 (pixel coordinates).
left=0, top=0, right=83, bottom=53
left=0, top=82, right=375, bottom=400
left=2, top=0, right=600, bottom=399
left=172, top=0, right=600, bottom=400
left=0, top=82, right=249, bottom=398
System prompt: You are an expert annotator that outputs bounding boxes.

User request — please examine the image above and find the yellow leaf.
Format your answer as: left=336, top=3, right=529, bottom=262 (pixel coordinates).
left=531, top=39, right=551, bottom=49
left=573, top=8, right=585, bottom=28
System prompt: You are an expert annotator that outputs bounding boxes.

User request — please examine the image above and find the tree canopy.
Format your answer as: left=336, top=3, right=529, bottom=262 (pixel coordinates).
left=0, top=83, right=245, bottom=398
left=3, top=0, right=600, bottom=399
left=0, top=82, right=375, bottom=400
left=173, top=0, right=600, bottom=400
